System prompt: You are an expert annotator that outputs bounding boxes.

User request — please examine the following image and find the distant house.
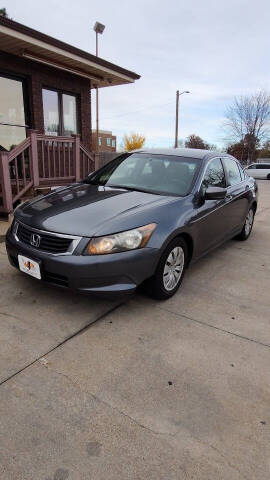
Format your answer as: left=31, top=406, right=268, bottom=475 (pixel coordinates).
left=92, top=130, right=117, bottom=152
left=0, top=16, right=140, bottom=213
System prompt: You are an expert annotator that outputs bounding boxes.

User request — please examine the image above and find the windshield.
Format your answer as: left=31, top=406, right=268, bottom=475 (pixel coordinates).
left=85, top=153, right=200, bottom=196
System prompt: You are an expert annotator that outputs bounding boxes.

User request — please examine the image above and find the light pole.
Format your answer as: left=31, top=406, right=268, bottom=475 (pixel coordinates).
left=174, top=90, right=190, bottom=148
left=93, top=22, right=105, bottom=151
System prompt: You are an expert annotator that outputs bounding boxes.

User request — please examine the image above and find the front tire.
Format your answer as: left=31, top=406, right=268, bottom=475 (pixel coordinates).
left=236, top=206, right=255, bottom=241
left=148, top=237, right=187, bottom=300
left=267, top=174, right=270, bottom=180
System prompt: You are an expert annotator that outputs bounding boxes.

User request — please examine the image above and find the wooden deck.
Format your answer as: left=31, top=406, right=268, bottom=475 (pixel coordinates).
left=0, top=131, right=98, bottom=214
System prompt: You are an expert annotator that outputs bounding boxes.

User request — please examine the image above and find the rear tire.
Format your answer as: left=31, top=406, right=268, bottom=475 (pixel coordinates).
left=147, top=237, right=187, bottom=300
left=267, top=174, right=270, bottom=180
left=236, top=206, right=255, bottom=241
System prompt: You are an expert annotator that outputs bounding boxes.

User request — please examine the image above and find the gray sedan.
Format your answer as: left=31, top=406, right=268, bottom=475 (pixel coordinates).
left=6, top=148, right=258, bottom=299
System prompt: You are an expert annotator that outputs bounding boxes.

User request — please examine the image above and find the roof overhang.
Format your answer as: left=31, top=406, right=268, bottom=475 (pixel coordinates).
left=0, top=17, right=140, bottom=88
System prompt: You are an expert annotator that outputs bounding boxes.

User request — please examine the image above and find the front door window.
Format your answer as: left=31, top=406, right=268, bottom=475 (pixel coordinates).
left=0, top=75, right=27, bottom=151
left=202, top=158, right=226, bottom=191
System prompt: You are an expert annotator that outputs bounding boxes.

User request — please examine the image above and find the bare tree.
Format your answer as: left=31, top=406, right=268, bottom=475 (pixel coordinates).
left=225, top=91, right=270, bottom=164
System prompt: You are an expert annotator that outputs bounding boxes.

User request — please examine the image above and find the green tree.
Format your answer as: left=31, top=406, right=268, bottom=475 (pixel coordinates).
left=0, top=8, right=8, bottom=17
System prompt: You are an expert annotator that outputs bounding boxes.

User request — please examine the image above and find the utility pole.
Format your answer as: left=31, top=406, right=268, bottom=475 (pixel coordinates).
left=95, top=30, right=98, bottom=56
left=174, top=90, right=190, bottom=148
left=174, top=90, right=179, bottom=148
left=95, top=86, right=99, bottom=151
left=95, top=33, right=99, bottom=152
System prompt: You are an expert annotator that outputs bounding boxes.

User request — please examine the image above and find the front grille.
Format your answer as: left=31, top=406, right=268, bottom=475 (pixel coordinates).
left=16, top=223, right=73, bottom=254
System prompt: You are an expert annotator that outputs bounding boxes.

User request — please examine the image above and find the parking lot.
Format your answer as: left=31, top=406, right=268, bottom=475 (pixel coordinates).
left=0, top=180, right=269, bottom=480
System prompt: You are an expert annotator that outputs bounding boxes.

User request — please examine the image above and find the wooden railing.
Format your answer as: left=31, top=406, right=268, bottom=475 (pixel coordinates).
left=0, top=131, right=97, bottom=214
left=37, top=134, right=76, bottom=183
left=80, top=142, right=96, bottom=179
left=0, top=136, right=34, bottom=213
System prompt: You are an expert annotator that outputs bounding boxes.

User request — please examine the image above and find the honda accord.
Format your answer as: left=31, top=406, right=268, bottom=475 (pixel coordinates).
left=6, top=148, right=258, bottom=299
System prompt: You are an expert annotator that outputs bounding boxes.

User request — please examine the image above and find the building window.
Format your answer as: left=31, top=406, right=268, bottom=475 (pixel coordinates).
left=98, top=137, right=102, bottom=146
left=42, top=88, right=78, bottom=136
left=63, top=94, right=77, bottom=136
left=42, top=89, right=59, bottom=136
left=107, top=137, right=111, bottom=146
left=112, top=139, right=115, bottom=147
left=0, top=74, right=27, bottom=151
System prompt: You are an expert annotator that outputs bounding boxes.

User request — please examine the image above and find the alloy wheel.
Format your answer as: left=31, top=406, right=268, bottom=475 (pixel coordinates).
left=244, top=209, right=254, bottom=236
left=163, top=246, right=185, bottom=291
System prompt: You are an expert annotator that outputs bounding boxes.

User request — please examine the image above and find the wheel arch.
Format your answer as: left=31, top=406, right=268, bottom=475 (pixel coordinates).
left=251, top=200, right=257, bottom=213
left=159, top=231, right=194, bottom=267
left=178, top=232, right=194, bottom=265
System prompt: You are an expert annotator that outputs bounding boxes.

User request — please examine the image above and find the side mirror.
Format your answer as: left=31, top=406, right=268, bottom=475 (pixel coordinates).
left=205, top=186, right=227, bottom=200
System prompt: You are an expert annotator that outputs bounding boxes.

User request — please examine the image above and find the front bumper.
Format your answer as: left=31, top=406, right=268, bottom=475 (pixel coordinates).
left=5, top=229, right=159, bottom=297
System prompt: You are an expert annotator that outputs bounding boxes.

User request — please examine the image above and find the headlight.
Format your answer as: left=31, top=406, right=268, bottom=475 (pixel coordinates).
left=85, top=223, right=157, bottom=255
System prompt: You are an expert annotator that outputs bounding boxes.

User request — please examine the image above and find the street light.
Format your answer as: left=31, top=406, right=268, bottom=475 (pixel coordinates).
left=174, top=90, right=190, bottom=148
left=93, top=21, right=105, bottom=56
left=93, top=21, right=105, bottom=151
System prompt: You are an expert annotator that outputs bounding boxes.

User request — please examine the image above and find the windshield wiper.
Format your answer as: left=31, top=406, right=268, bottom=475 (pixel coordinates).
left=106, top=184, right=153, bottom=194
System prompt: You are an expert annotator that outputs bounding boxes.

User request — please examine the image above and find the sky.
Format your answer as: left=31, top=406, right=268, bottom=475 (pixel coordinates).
left=6, top=0, right=270, bottom=149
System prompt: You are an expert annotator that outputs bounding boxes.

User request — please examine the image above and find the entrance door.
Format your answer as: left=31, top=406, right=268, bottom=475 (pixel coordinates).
left=0, top=75, right=27, bottom=151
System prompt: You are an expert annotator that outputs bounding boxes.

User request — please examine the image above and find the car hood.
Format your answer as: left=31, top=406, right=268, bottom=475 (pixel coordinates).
left=15, top=183, right=175, bottom=237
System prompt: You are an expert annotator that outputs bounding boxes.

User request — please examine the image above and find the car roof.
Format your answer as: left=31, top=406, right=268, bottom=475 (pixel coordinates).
left=133, top=148, right=226, bottom=160
left=253, top=162, right=270, bottom=165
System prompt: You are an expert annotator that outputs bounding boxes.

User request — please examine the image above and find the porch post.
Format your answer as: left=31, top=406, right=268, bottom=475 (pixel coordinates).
left=0, top=151, right=13, bottom=213
left=94, top=153, right=100, bottom=171
left=29, top=130, right=39, bottom=188
left=73, top=134, right=81, bottom=182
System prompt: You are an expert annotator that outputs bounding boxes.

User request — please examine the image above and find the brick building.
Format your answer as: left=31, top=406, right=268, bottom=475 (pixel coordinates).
left=0, top=16, right=140, bottom=153
left=92, top=130, right=117, bottom=152
left=0, top=16, right=140, bottom=213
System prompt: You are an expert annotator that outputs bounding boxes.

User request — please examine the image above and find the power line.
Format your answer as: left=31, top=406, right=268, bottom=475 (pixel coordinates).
left=100, top=99, right=175, bottom=121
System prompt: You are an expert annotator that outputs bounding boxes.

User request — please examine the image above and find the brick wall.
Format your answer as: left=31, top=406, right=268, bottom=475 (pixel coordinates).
left=92, top=131, right=117, bottom=152
left=0, top=50, right=92, bottom=149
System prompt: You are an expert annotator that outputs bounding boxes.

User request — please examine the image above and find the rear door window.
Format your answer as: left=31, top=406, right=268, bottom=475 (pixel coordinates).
left=237, top=162, right=246, bottom=180
left=223, top=158, right=242, bottom=186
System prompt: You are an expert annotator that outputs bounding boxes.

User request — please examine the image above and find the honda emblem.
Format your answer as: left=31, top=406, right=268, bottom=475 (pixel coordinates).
left=30, top=233, right=41, bottom=248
